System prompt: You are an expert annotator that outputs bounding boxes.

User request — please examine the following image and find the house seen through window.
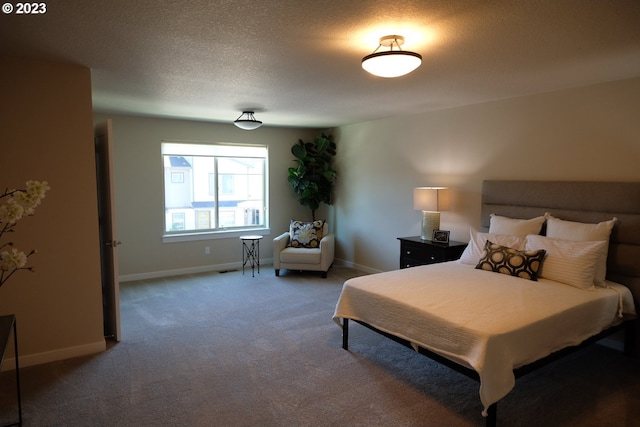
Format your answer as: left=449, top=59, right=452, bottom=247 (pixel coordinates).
left=162, top=142, right=267, bottom=235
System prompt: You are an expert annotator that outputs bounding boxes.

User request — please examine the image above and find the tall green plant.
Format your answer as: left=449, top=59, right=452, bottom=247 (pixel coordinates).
left=287, top=133, right=337, bottom=220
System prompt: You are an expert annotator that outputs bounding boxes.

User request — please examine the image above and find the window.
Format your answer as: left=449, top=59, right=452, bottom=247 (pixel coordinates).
left=162, top=142, right=267, bottom=236
left=219, top=174, right=234, bottom=195
left=170, top=212, right=185, bottom=231
left=171, top=172, right=184, bottom=183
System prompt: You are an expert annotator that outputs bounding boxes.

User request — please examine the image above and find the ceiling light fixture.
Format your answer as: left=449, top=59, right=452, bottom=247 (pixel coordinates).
left=233, top=111, right=263, bottom=130
left=362, top=35, right=422, bottom=78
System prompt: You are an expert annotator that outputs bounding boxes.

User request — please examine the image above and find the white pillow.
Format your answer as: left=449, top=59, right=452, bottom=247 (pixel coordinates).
left=545, top=215, right=616, bottom=286
left=525, top=234, right=607, bottom=290
left=458, top=228, right=526, bottom=265
left=546, top=215, right=617, bottom=241
left=489, top=213, right=547, bottom=238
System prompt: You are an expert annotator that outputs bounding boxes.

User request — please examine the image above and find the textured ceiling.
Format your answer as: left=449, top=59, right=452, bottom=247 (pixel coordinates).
left=1, top=0, right=639, bottom=128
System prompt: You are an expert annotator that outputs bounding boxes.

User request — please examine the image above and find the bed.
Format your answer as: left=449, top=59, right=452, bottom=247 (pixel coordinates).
left=333, top=180, right=640, bottom=426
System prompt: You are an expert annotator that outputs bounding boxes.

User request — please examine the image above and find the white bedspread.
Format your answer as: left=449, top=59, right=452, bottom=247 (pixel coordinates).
left=332, top=262, right=636, bottom=414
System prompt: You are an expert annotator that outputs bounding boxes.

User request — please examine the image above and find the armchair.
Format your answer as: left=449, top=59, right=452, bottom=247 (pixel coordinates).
left=273, top=221, right=334, bottom=278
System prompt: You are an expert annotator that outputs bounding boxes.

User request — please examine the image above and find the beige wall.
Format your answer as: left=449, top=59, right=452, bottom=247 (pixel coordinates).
left=0, top=56, right=105, bottom=366
left=97, top=77, right=640, bottom=279
left=3, top=55, right=637, bottom=367
left=333, top=77, right=640, bottom=273
left=92, top=113, right=324, bottom=280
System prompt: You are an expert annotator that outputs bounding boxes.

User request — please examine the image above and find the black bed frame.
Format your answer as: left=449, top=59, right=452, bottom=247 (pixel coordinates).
left=339, top=180, right=640, bottom=427
left=341, top=317, right=636, bottom=427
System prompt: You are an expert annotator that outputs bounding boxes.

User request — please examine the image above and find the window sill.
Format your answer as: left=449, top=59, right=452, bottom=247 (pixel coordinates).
left=162, top=228, right=271, bottom=243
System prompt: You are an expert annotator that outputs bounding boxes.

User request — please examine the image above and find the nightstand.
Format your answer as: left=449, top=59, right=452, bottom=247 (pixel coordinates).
left=397, top=236, right=467, bottom=269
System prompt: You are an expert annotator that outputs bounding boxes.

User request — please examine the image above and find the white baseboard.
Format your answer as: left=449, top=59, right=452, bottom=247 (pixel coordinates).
left=1, top=339, right=107, bottom=371
left=333, top=258, right=382, bottom=275
left=120, top=258, right=274, bottom=282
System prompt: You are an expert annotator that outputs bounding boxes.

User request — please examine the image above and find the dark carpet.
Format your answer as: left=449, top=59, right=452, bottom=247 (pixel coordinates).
left=1, top=266, right=639, bottom=426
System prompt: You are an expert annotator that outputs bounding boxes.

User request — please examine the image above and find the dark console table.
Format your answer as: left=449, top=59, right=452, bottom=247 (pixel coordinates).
left=0, top=315, right=22, bottom=427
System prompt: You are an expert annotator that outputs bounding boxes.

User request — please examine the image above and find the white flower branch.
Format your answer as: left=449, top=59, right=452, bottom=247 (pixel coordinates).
left=0, top=180, right=50, bottom=288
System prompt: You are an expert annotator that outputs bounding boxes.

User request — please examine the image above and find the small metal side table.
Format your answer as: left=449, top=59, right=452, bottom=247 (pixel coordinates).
left=1, top=315, right=22, bottom=427
left=240, top=235, right=263, bottom=277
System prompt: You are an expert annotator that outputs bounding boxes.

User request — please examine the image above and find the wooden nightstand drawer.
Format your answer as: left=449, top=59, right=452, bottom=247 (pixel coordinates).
left=401, top=242, right=443, bottom=264
left=398, top=237, right=467, bottom=269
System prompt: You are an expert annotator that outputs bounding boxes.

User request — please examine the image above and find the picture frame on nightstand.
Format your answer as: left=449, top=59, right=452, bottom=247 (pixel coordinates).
left=432, top=230, right=450, bottom=244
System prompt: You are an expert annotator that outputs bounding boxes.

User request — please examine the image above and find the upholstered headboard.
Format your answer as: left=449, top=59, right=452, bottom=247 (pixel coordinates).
left=480, top=180, right=640, bottom=318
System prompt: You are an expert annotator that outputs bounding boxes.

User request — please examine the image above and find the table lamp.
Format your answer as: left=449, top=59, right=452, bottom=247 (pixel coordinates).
left=414, top=187, right=450, bottom=241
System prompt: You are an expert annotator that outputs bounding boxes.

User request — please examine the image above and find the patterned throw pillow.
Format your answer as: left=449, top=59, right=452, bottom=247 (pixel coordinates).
left=475, top=241, right=546, bottom=281
left=289, top=220, right=325, bottom=248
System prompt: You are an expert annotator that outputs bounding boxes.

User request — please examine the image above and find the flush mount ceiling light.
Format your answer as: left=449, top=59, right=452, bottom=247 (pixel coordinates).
left=362, top=35, right=422, bottom=78
left=233, top=111, right=263, bottom=130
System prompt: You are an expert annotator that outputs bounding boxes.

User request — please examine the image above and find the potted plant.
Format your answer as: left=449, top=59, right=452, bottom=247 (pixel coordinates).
left=287, top=133, right=337, bottom=220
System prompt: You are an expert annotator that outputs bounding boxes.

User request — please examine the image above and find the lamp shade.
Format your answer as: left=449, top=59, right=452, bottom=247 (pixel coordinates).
left=414, top=187, right=449, bottom=240
left=413, top=187, right=449, bottom=212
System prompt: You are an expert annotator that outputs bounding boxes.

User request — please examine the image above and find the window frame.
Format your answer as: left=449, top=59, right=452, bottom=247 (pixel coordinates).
left=161, top=141, right=269, bottom=243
